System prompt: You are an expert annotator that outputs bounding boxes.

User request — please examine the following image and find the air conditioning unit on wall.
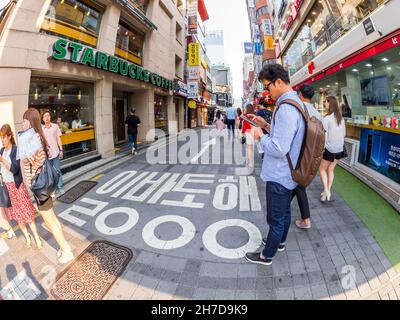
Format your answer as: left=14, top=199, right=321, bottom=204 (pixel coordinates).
left=340, top=138, right=360, bottom=167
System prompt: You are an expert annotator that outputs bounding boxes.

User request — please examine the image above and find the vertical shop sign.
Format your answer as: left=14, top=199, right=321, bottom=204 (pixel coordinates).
left=188, top=0, right=198, bottom=35
left=188, top=43, right=199, bottom=66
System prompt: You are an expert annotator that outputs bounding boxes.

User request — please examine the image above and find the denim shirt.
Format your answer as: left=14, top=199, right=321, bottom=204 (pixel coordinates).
left=260, top=90, right=306, bottom=190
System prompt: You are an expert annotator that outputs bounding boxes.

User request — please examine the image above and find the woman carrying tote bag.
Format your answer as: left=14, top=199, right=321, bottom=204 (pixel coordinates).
left=19, top=108, right=73, bottom=264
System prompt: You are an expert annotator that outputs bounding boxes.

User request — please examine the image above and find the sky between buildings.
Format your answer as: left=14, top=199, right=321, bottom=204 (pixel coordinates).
left=204, top=0, right=251, bottom=100
left=0, top=0, right=252, bottom=100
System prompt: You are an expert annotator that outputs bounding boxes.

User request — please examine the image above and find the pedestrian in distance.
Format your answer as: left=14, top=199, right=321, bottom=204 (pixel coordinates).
left=214, top=110, right=225, bottom=135
left=319, top=96, right=346, bottom=202
left=0, top=124, right=42, bottom=248
left=242, top=104, right=256, bottom=171
left=225, top=103, right=237, bottom=139
left=125, top=108, right=141, bottom=155
left=245, top=64, right=306, bottom=266
left=42, top=110, right=64, bottom=196
left=20, top=108, right=74, bottom=264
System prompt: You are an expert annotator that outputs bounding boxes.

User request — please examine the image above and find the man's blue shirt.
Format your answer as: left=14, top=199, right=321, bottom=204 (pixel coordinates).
left=260, top=91, right=306, bottom=190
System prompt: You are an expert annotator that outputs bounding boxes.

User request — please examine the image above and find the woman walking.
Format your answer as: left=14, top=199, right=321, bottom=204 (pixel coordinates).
left=20, top=108, right=73, bottom=263
left=0, top=124, right=41, bottom=247
left=242, top=104, right=256, bottom=170
left=214, top=110, right=225, bottom=135
left=319, top=96, right=346, bottom=202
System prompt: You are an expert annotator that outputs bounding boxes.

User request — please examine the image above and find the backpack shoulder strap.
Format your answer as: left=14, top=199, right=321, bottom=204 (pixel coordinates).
left=273, top=99, right=308, bottom=172
left=273, top=99, right=309, bottom=124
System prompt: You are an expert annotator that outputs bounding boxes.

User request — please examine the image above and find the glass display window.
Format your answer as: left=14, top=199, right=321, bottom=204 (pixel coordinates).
left=29, top=78, right=96, bottom=159
left=41, top=0, right=102, bottom=47
left=115, top=19, right=145, bottom=65
left=282, top=0, right=385, bottom=77
left=154, top=95, right=168, bottom=133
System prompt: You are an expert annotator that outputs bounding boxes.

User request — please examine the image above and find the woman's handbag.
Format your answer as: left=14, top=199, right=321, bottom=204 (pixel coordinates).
left=30, top=159, right=60, bottom=202
left=0, top=176, right=11, bottom=208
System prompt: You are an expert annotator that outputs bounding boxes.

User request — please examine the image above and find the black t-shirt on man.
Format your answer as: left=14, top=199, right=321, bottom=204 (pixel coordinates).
left=125, top=115, right=141, bottom=134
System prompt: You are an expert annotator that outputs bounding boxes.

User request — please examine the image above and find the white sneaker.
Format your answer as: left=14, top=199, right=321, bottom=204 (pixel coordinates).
left=7, top=229, right=16, bottom=239
left=131, top=147, right=135, bottom=155
left=58, top=251, right=74, bottom=264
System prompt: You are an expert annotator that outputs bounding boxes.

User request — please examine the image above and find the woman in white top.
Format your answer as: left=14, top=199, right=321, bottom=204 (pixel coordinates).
left=319, top=96, right=346, bottom=202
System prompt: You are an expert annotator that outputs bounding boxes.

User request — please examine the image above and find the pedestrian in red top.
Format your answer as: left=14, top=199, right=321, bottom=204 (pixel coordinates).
left=242, top=104, right=256, bottom=171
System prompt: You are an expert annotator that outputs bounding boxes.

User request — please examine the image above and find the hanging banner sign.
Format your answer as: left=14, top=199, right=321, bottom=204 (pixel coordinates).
left=188, top=43, right=199, bottom=66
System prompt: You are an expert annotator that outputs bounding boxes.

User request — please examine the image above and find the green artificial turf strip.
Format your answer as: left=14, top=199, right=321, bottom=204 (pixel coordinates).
left=333, top=166, right=400, bottom=268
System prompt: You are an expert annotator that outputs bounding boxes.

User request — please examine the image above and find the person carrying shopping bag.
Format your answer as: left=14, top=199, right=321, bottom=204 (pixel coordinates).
left=0, top=124, right=41, bottom=247
left=19, top=108, right=74, bottom=264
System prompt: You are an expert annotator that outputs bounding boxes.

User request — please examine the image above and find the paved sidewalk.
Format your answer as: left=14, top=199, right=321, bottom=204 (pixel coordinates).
left=0, top=136, right=399, bottom=300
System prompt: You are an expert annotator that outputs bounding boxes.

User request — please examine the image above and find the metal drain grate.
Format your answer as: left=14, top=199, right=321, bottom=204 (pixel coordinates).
left=51, top=241, right=133, bottom=300
left=57, top=180, right=98, bottom=204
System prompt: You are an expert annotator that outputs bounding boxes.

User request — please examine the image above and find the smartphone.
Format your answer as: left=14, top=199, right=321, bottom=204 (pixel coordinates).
left=240, top=114, right=259, bottom=127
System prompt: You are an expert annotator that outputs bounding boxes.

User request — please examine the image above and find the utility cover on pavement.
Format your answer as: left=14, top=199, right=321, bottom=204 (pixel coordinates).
left=57, top=180, right=98, bottom=204
left=51, top=240, right=134, bottom=300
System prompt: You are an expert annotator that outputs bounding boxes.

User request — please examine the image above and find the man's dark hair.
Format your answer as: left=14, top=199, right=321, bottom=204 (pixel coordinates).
left=258, top=97, right=268, bottom=108
left=228, top=103, right=233, bottom=107
left=131, top=108, right=136, bottom=114
left=258, top=64, right=290, bottom=84
left=299, top=84, right=315, bottom=100
left=42, top=109, right=51, bottom=118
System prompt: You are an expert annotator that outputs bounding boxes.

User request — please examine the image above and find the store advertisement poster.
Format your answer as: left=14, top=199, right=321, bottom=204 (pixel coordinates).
left=359, top=128, right=400, bottom=184
left=187, top=81, right=199, bottom=99
left=187, top=66, right=199, bottom=80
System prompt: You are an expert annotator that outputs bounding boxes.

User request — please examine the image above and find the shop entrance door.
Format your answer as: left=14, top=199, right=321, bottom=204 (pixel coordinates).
left=113, top=97, right=127, bottom=144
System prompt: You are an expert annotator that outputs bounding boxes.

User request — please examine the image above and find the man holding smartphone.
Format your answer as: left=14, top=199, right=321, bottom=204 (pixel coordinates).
left=245, top=64, right=306, bottom=266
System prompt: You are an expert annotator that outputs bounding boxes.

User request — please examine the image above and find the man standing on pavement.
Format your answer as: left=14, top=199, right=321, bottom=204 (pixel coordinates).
left=125, top=108, right=141, bottom=155
left=245, top=64, right=306, bottom=266
left=42, top=110, right=64, bottom=196
left=226, top=103, right=237, bottom=139
left=293, top=84, right=323, bottom=229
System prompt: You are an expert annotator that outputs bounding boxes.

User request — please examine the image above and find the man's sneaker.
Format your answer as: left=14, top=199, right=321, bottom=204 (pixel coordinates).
left=131, top=147, right=135, bottom=155
left=245, top=252, right=273, bottom=266
left=261, top=238, right=286, bottom=252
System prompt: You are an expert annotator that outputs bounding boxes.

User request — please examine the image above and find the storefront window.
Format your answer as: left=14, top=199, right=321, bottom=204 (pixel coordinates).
left=29, top=78, right=96, bottom=159
left=41, top=0, right=102, bottom=48
left=283, top=0, right=385, bottom=77
left=127, top=0, right=149, bottom=14
left=115, top=20, right=145, bottom=65
left=308, top=45, right=400, bottom=117
left=154, top=95, right=168, bottom=133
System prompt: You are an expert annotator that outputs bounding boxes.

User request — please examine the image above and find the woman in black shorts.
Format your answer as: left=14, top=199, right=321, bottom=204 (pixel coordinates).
left=319, top=96, right=346, bottom=202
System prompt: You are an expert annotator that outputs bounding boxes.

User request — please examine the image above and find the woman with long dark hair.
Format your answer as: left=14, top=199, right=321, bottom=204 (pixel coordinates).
left=0, top=124, right=40, bottom=246
left=20, top=108, right=73, bottom=264
left=319, top=96, right=346, bottom=202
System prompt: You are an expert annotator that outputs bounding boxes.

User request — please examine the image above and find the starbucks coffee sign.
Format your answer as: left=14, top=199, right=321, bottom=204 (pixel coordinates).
left=48, top=39, right=173, bottom=90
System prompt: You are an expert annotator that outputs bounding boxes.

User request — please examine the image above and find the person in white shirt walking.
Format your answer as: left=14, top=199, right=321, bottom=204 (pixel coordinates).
left=225, top=103, right=237, bottom=139
left=42, top=110, right=64, bottom=196
left=319, top=96, right=346, bottom=202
